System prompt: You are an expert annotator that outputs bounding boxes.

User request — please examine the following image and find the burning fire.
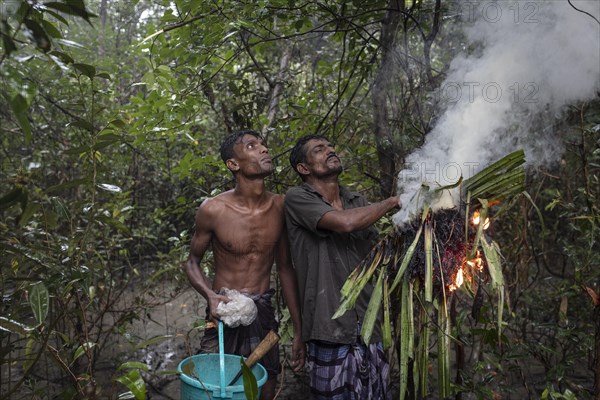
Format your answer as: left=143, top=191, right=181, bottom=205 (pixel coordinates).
left=449, top=250, right=485, bottom=292
left=472, top=210, right=490, bottom=230
left=449, top=268, right=464, bottom=292
left=449, top=212, right=490, bottom=292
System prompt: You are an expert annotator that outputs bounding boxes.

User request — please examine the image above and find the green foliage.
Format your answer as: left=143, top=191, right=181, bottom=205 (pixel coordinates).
left=335, top=152, right=528, bottom=399
left=0, top=1, right=187, bottom=398
left=29, top=282, right=49, bottom=325
left=542, top=387, right=578, bottom=400
left=1, top=0, right=597, bottom=399
left=460, top=103, right=598, bottom=399
left=241, top=358, right=259, bottom=400
left=114, top=367, right=147, bottom=400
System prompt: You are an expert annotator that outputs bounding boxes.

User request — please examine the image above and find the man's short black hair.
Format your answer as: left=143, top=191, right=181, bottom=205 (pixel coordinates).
left=220, top=130, right=263, bottom=163
left=289, top=134, right=329, bottom=176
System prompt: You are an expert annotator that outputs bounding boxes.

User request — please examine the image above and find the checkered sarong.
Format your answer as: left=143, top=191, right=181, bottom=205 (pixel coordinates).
left=307, top=340, right=391, bottom=399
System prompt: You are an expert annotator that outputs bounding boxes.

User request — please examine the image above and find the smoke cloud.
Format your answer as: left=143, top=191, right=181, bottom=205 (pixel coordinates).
left=393, top=0, right=600, bottom=225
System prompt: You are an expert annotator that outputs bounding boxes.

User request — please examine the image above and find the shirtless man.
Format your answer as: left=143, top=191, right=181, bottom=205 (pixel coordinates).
left=183, top=130, right=305, bottom=400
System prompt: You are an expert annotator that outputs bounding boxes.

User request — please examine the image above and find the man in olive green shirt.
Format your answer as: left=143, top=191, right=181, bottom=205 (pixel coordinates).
left=285, top=135, right=399, bottom=399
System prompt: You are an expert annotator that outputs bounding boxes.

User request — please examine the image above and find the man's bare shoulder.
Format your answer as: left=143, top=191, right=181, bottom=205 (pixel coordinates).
left=266, top=191, right=284, bottom=201
left=267, top=192, right=285, bottom=210
left=197, top=190, right=235, bottom=215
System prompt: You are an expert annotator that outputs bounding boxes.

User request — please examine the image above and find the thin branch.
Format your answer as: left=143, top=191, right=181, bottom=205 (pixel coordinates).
left=567, top=0, right=600, bottom=25
left=162, top=10, right=220, bottom=33
left=422, top=0, right=442, bottom=84
left=239, top=30, right=274, bottom=88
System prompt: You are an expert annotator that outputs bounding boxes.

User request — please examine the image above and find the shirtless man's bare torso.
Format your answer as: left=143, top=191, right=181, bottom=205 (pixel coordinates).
left=183, top=131, right=304, bottom=400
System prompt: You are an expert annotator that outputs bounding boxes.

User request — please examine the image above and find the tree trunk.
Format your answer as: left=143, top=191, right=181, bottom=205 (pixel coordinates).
left=263, top=45, right=292, bottom=138
left=372, top=0, right=403, bottom=198
left=98, top=0, right=108, bottom=56
left=423, top=0, right=442, bottom=85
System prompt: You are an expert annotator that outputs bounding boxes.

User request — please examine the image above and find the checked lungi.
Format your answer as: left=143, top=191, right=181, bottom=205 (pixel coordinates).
left=307, top=339, right=391, bottom=399
left=199, top=288, right=280, bottom=379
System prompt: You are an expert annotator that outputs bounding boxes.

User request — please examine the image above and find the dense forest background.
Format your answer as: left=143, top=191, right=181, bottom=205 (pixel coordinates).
left=1, top=0, right=599, bottom=399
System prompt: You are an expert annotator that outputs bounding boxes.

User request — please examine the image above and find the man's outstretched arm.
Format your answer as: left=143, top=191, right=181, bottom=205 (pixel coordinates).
left=318, top=195, right=400, bottom=233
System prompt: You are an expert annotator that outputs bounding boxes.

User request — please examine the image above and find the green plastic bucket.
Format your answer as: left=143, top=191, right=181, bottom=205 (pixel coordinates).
left=178, top=353, right=267, bottom=399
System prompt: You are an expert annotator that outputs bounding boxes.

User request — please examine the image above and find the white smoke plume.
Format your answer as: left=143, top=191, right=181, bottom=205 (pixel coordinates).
left=393, top=0, right=600, bottom=225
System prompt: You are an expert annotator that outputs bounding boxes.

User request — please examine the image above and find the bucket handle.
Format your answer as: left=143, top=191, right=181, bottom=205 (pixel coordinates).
left=218, top=321, right=226, bottom=398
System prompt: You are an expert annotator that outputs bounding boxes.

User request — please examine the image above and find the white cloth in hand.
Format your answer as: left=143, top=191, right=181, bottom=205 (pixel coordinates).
left=216, top=288, right=258, bottom=328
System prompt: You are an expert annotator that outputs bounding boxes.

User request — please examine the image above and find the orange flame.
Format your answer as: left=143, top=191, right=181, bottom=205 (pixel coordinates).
left=449, top=212, right=490, bottom=293
left=449, top=268, right=464, bottom=292
left=450, top=250, right=484, bottom=292
left=466, top=250, right=484, bottom=272
left=472, top=211, right=490, bottom=230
